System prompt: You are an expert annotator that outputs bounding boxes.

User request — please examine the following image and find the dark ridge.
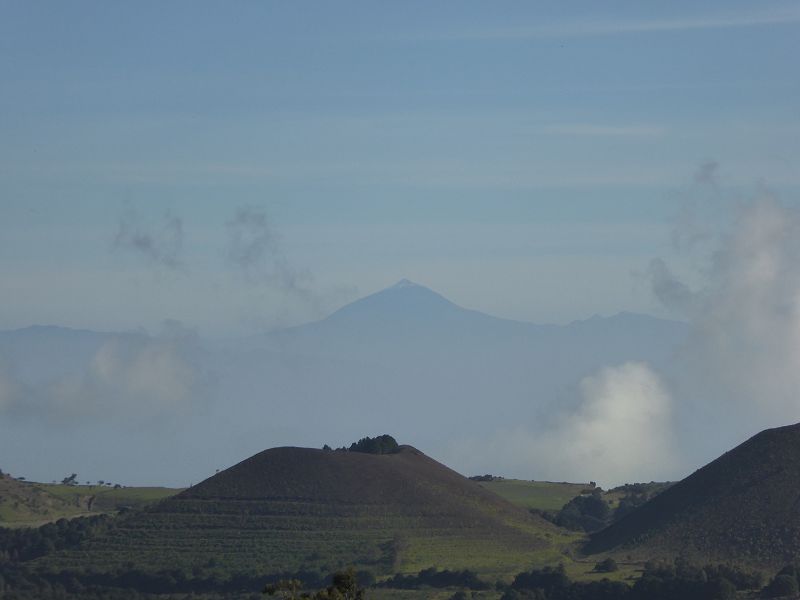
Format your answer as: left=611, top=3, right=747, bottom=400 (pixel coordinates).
left=586, top=422, right=800, bottom=567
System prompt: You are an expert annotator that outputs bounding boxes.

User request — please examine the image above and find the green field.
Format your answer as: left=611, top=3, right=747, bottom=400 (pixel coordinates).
left=0, top=476, right=84, bottom=525
left=0, top=475, right=181, bottom=527
left=477, top=479, right=590, bottom=512
left=40, top=483, right=181, bottom=511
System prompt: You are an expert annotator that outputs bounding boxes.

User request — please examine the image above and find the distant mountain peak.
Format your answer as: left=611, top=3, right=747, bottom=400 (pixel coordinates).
left=320, top=279, right=465, bottom=327
left=390, top=278, right=420, bottom=289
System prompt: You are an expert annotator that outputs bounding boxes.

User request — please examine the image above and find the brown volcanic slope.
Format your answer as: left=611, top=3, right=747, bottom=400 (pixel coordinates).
left=43, top=445, right=567, bottom=577
left=587, top=423, right=800, bottom=568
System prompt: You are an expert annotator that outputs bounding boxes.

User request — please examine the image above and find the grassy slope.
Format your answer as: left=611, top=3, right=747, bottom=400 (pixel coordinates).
left=38, top=446, right=579, bottom=580
left=0, top=477, right=181, bottom=526
left=478, top=480, right=590, bottom=512
left=0, top=475, right=84, bottom=525
left=41, top=483, right=181, bottom=511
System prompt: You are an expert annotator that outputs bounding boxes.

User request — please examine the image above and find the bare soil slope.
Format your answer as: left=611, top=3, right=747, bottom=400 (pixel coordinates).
left=587, top=423, right=800, bottom=568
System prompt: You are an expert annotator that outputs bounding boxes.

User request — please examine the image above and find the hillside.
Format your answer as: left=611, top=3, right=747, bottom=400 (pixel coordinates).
left=586, top=423, right=800, bottom=567
left=0, top=474, right=82, bottom=525
left=40, top=483, right=181, bottom=513
left=0, top=475, right=181, bottom=526
left=38, top=445, right=574, bottom=579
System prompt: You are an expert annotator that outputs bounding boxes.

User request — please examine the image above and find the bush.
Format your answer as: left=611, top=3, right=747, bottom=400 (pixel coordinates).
left=594, top=558, right=619, bottom=573
left=380, top=567, right=489, bottom=590
left=555, top=491, right=610, bottom=532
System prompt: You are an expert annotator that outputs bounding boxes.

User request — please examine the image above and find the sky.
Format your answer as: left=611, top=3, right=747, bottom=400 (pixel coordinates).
left=2, top=2, right=800, bottom=486
left=2, top=1, right=798, bottom=337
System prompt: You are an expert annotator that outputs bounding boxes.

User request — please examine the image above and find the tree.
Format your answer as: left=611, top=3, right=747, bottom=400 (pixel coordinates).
left=314, top=568, right=365, bottom=600
left=594, top=557, right=618, bottom=573
left=263, top=569, right=366, bottom=600
left=555, top=490, right=610, bottom=532
left=348, top=435, right=399, bottom=455
left=264, top=578, right=303, bottom=599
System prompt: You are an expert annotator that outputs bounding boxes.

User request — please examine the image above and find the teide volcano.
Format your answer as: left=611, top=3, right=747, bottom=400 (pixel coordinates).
left=587, top=423, right=800, bottom=567
left=44, top=442, right=564, bottom=578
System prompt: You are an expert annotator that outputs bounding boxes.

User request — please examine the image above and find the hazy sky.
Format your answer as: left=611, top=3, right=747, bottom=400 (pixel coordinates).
left=2, top=1, right=799, bottom=336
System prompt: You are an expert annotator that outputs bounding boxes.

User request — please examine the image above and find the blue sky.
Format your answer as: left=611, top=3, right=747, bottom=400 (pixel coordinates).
left=2, top=1, right=799, bottom=335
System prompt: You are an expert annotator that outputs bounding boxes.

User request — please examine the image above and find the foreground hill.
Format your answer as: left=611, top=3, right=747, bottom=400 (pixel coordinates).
left=39, top=444, right=571, bottom=579
left=587, top=423, right=800, bottom=567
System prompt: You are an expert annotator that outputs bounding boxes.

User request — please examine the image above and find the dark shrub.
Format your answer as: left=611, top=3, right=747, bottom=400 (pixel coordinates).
left=594, top=558, right=619, bottom=573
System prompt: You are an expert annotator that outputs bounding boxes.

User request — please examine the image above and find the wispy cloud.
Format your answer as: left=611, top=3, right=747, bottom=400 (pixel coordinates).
left=426, top=6, right=800, bottom=41
left=225, top=205, right=314, bottom=300
left=544, top=124, right=665, bottom=137
left=112, top=206, right=184, bottom=270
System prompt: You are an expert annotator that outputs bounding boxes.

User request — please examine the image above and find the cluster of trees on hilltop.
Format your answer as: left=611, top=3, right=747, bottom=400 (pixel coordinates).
left=324, top=435, right=400, bottom=455
left=468, top=474, right=504, bottom=482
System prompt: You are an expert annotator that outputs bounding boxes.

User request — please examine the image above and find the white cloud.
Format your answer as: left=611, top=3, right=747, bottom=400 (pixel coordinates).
left=447, top=362, right=677, bottom=487
left=422, top=7, right=800, bottom=41
left=677, top=195, right=800, bottom=428
left=543, top=124, right=665, bottom=137
left=0, top=326, right=209, bottom=424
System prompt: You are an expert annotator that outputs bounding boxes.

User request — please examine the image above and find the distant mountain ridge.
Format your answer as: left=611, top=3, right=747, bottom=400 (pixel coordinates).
left=249, top=279, right=686, bottom=364
left=0, top=280, right=689, bottom=486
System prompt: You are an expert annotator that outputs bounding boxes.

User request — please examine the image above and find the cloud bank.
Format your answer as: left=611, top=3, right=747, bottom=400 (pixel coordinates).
left=464, top=174, right=800, bottom=486
left=0, top=322, right=208, bottom=425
